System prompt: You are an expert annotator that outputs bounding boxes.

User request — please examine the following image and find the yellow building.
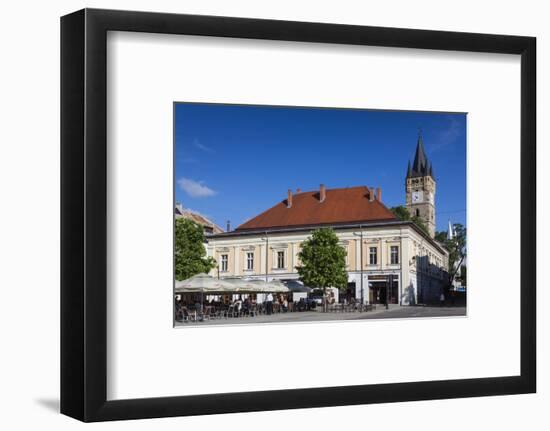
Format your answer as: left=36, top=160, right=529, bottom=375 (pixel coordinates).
left=206, top=183, right=448, bottom=305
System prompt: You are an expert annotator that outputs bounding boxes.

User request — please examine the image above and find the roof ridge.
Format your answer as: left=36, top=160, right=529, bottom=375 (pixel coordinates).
left=292, top=185, right=369, bottom=195
left=235, top=184, right=394, bottom=231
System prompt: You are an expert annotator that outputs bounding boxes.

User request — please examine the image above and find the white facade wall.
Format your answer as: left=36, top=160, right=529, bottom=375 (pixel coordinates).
left=206, top=224, right=447, bottom=306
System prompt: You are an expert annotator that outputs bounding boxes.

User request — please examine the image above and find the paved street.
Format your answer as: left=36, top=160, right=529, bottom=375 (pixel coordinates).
left=357, top=305, right=466, bottom=320
left=175, top=305, right=466, bottom=327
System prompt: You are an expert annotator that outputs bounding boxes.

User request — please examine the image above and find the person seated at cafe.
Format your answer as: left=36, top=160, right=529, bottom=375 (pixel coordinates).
left=174, top=299, right=183, bottom=321
left=242, top=297, right=251, bottom=314
left=282, top=298, right=288, bottom=312
left=287, top=298, right=294, bottom=312
left=233, top=298, right=243, bottom=313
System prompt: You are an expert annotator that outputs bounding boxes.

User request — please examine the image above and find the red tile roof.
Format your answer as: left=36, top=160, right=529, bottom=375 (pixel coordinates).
left=236, top=186, right=396, bottom=231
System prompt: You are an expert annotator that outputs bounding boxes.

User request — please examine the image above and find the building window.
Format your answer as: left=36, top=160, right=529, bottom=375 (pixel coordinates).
left=390, top=246, right=399, bottom=264
left=220, top=254, right=228, bottom=272
left=246, top=252, right=254, bottom=270
left=277, top=251, right=285, bottom=269
left=415, top=208, right=420, bottom=217
left=369, top=247, right=377, bottom=265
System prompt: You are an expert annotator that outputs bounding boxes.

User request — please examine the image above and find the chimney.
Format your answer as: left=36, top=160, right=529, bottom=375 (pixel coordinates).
left=319, top=184, right=326, bottom=203
left=376, top=187, right=382, bottom=201
left=369, top=187, right=375, bottom=202
left=226, top=220, right=231, bottom=231
left=296, top=188, right=301, bottom=193
left=287, top=189, right=293, bottom=208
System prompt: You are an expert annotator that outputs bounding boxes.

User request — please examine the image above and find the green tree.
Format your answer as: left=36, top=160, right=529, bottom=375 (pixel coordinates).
left=390, top=205, right=411, bottom=221
left=435, top=223, right=467, bottom=289
left=296, top=228, right=348, bottom=303
left=390, top=205, right=430, bottom=236
left=174, top=218, right=216, bottom=281
left=433, top=231, right=447, bottom=243
left=459, top=265, right=467, bottom=287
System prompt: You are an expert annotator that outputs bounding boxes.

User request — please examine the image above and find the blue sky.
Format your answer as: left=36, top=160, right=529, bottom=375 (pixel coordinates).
left=174, top=103, right=466, bottom=232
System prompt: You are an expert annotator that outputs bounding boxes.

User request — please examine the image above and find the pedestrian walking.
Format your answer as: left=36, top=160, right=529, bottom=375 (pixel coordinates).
left=440, top=292, right=445, bottom=307
left=266, top=292, right=273, bottom=315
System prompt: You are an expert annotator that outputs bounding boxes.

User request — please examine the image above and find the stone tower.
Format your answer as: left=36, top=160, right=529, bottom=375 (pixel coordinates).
left=405, top=132, right=436, bottom=237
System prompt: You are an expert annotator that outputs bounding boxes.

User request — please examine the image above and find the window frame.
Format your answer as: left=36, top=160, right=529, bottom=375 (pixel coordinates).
left=390, top=245, right=399, bottom=265
left=246, top=252, right=254, bottom=271
left=276, top=250, right=285, bottom=269
left=369, top=246, right=378, bottom=265
left=220, top=254, right=228, bottom=272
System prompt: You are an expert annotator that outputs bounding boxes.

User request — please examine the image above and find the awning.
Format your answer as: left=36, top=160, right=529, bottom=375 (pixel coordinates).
left=248, top=279, right=290, bottom=294
left=281, top=279, right=312, bottom=293
left=175, top=273, right=235, bottom=294
left=175, top=274, right=290, bottom=294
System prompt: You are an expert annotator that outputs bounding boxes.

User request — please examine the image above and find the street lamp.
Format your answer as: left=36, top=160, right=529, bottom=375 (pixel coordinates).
left=260, top=232, right=269, bottom=282
left=259, top=233, right=270, bottom=309
left=353, top=224, right=364, bottom=307
left=386, top=274, right=392, bottom=310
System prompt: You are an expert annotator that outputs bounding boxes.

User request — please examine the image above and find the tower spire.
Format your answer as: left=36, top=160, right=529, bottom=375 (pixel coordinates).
left=447, top=219, right=454, bottom=240
left=405, top=130, right=436, bottom=238
left=412, top=130, right=429, bottom=176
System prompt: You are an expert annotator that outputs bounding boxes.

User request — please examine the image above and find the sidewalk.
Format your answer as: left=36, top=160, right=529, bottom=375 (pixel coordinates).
left=175, top=305, right=466, bottom=327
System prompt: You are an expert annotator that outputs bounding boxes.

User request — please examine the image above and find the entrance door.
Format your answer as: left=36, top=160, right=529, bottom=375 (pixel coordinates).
left=369, top=281, right=386, bottom=304
left=389, top=278, right=399, bottom=304
left=369, top=276, right=399, bottom=304
left=345, top=282, right=356, bottom=303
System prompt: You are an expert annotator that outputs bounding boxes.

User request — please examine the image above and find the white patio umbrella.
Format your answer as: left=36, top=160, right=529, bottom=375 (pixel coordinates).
left=224, top=278, right=260, bottom=293
left=175, top=273, right=241, bottom=310
left=248, top=279, right=290, bottom=294
left=175, top=274, right=290, bottom=310
left=266, top=279, right=290, bottom=293
left=174, top=273, right=235, bottom=294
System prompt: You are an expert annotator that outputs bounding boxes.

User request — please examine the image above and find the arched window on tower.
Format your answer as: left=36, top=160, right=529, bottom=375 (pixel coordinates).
left=415, top=209, right=420, bottom=217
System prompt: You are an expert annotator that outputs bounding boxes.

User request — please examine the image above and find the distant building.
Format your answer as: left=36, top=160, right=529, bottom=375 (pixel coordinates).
left=175, top=203, right=224, bottom=235
left=205, top=136, right=448, bottom=305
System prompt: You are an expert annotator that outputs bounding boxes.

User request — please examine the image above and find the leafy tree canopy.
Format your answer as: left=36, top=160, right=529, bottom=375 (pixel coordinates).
left=390, top=205, right=430, bottom=236
left=174, top=218, right=216, bottom=281
left=435, top=223, right=467, bottom=288
left=459, top=265, right=467, bottom=287
left=296, top=227, right=348, bottom=292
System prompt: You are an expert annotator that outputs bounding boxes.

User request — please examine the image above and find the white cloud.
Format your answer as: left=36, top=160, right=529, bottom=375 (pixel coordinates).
left=193, top=139, right=214, bottom=153
left=177, top=177, right=217, bottom=198
left=430, top=117, right=462, bottom=152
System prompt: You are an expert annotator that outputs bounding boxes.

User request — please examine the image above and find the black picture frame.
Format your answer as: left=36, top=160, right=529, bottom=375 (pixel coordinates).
left=61, top=8, right=536, bottom=422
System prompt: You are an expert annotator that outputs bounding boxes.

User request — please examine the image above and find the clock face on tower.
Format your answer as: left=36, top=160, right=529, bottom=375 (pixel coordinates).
left=412, top=190, right=423, bottom=203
